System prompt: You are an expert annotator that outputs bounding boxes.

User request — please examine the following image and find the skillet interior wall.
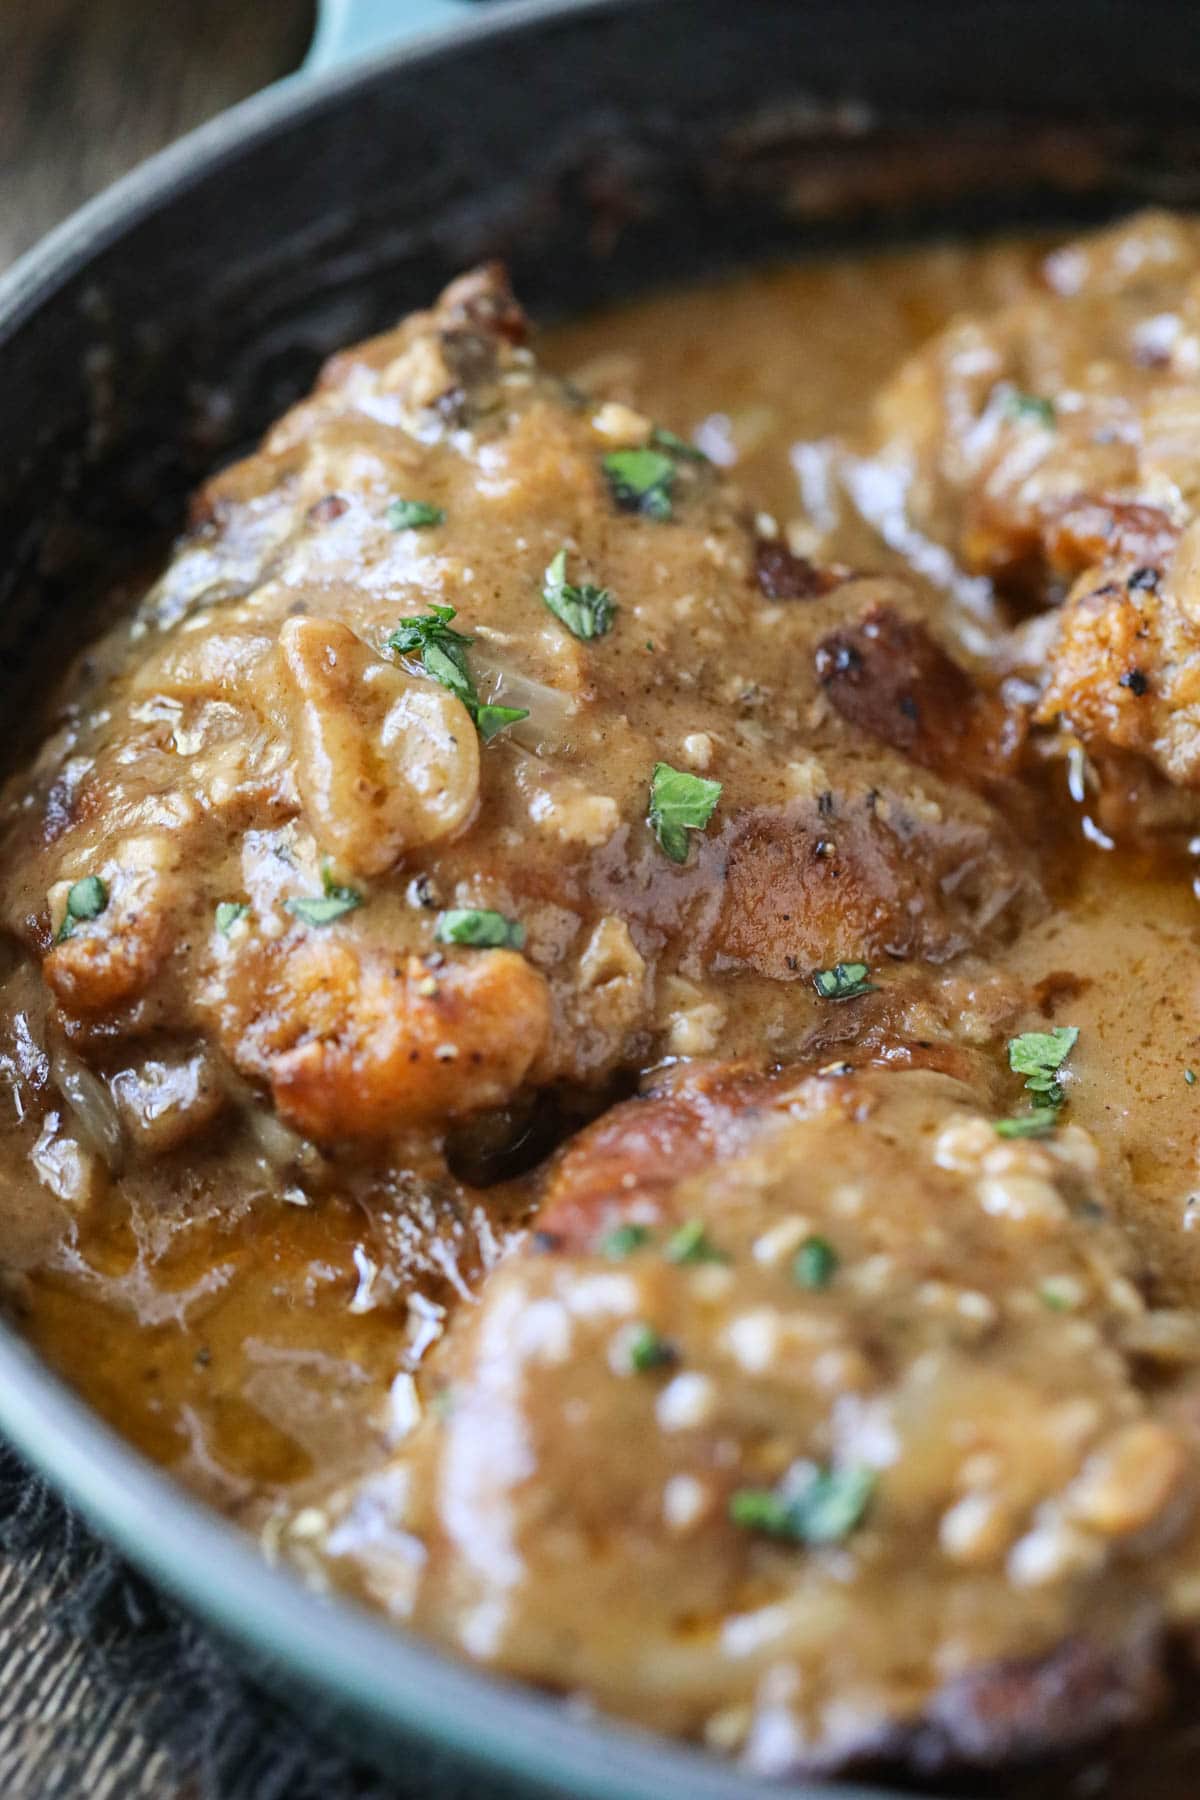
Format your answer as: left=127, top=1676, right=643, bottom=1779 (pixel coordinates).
left=5, top=0, right=1200, bottom=766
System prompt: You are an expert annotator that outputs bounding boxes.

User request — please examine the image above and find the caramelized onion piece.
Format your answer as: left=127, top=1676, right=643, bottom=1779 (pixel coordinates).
left=51, top=1049, right=124, bottom=1172
left=279, top=617, right=480, bottom=878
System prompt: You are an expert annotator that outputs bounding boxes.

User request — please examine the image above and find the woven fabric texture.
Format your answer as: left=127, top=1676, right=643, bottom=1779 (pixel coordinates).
left=0, top=1449, right=501, bottom=1800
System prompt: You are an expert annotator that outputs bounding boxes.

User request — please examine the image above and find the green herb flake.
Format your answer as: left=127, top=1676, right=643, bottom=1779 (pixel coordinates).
left=1040, top=1280, right=1077, bottom=1312
left=1003, top=388, right=1057, bottom=428
left=215, top=901, right=249, bottom=936
left=600, top=1222, right=652, bottom=1260
left=286, top=892, right=361, bottom=927
left=793, top=1235, right=838, bottom=1289
left=434, top=908, right=525, bottom=950
left=387, top=498, right=445, bottom=531
left=648, top=761, right=722, bottom=863
left=1187, top=1069, right=1197, bottom=1087
left=602, top=448, right=676, bottom=520
left=1008, top=1026, right=1079, bottom=1109
left=994, top=1023, right=1078, bottom=1135
left=286, top=862, right=362, bottom=927
left=812, top=962, right=876, bottom=1002
left=57, top=875, right=108, bottom=941
left=627, top=1323, right=677, bottom=1374
left=728, top=1488, right=794, bottom=1536
left=476, top=704, right=532, bottom=742
left=542, top=549, right=616, bottom=640
left=730, top=1465, right=875, bottom=1546
left=994, top=1111, right=1058, bottom=1139
left=389, top=602, right=472, bottom=681
left=651, top=425, right=709, bottom=464
left=418, top=635, right=475, bottom=708
left=665, top=1219, right=726, bottom=1265
left=388, top=603, right=529, bottom=741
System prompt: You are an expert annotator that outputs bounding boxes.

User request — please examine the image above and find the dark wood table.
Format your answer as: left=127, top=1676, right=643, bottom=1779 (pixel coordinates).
left=1, top=2, right=312, bottom=266
left=1, top=11, right=316, bottom=1793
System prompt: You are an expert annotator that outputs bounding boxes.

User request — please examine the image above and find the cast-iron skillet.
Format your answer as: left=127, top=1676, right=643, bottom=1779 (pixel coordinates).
left=4, top=2, right=1200, bottom=1793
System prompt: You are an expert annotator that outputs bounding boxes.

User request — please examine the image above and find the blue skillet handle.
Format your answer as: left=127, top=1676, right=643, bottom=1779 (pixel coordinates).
left=305, top=0, right=480, bottom=75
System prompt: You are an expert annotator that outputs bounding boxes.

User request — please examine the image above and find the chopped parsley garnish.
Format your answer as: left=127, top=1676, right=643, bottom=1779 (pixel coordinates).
left=1008, top=1027, right=1079, bottom=1108
left=627, top=1323, right=677, bottom=1374
left=286, top=861, right=362, bottom=927
left=542, top=549, right=616, bottom=640
left=730, top=1465, right=875, bottom=1546
left=434, top=908, right=525, bottom=950
left=793, top=1235, right=838, bottom=1289
left=388, top=603, right=529, bottom=742
left=287, top=891, right=361, bottom=927
left=1187, top=1069, right=1197, bottom=1087
left=215, top=901, right=249, bottom=935
left=389, top=602, right=472, bottom=693
left=994, top=1112, right=1058, bottom=1139
left=812, top=962, right=876, bottom=1002
left=994, top=1026, right=1079, bottom=1137
left=648, top=762, right=722, bottom=863
left=665, top=1219, right=726, bottom=1265
left=651, top=425, right=708, bottom=463
left=474, top=703, right=531, bottom=742
left=1002, top=388, right=1057, bottom=428
left=600, top=1222, right=652, bottom=1259
left=602, top=448, right=676, bottom=520
left=57, top=875, right=108, bottom=941
left=387, top=498, right=445, bottom=531
left=1040, top=1280, right=1077, bottom=1312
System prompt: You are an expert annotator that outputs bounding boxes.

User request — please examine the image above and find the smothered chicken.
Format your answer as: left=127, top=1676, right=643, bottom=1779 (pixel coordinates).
left=0, top=268, right=1037, bottom=1147
left=871, top=211, right=1200, bottom=818
left=322, top=1056, right=1200, bottom=1776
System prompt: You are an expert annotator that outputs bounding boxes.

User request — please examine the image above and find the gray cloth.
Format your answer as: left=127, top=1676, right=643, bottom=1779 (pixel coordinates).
left=0, top=1449, right=490, bottom=1799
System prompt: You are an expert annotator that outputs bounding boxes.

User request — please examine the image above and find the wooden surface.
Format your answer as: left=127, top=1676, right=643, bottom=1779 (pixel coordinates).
left=0, top=0, right=313, bottom=268
left=0, top=10, right=314, bottom=1795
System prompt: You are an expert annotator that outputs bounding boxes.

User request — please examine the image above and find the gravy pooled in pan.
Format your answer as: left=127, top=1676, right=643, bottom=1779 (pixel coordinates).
left=4, top=213, right=1200, bottom=1784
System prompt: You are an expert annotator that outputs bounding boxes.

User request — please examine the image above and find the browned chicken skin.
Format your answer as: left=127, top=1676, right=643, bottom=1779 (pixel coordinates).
left=870, top=211, right=1200, bottom=600
left=870, top=211, right=1200, bottom=814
